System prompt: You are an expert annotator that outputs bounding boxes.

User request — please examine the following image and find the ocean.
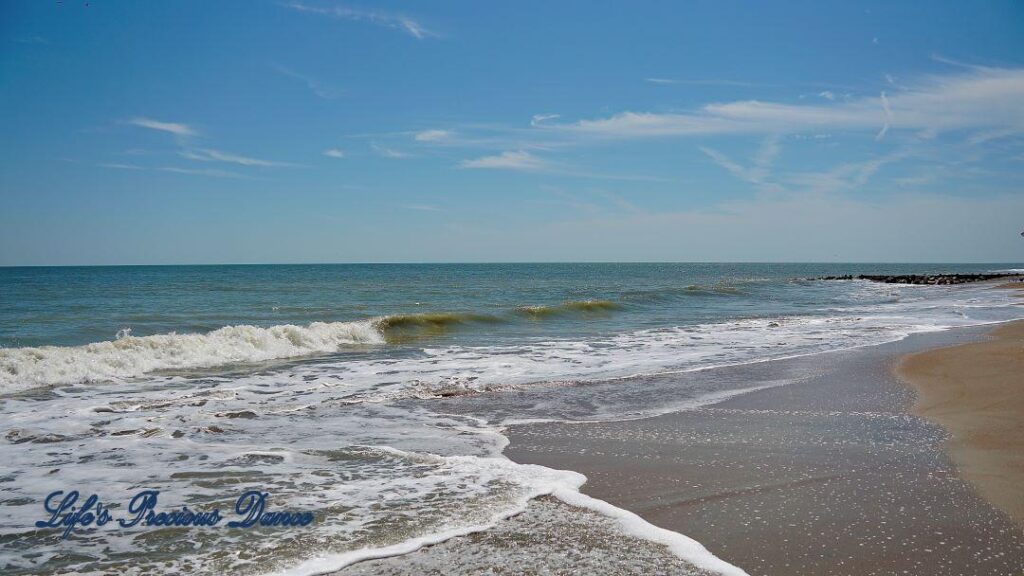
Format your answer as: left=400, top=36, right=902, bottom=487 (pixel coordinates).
left=1, top=263, right=1022, bottom=575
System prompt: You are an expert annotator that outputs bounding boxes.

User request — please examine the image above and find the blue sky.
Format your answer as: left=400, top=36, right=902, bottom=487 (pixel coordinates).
left=2, top=1, right=1023, bottom=265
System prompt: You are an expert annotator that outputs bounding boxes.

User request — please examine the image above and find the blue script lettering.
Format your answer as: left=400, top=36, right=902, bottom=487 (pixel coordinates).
left=118, top=489, right=158, bottom=528
left=228, top=490, right=315, bottom=528
left=36, top=488, right=311, bottom=537
left=118, top=490, right=222, bottom=528
left=35, top=490, right=112, bottom=540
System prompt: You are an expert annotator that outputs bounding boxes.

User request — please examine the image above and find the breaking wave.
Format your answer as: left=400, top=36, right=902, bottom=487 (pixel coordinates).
left=515, top=299, right=621, bottom=318
left=0, top=303, right=623, bottom=392
left=374, top=312, right=505, bottom=343
left=0, top=320, right=384, bottom=392
left=4, top=279, right=1021, bottom=396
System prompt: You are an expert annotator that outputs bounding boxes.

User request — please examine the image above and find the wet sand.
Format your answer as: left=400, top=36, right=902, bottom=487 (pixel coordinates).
left=898, top=319, right=1024, bottom=527
left=505, top=327, right=1024, bottom=575
left=345, top=497, right=718, bottom=576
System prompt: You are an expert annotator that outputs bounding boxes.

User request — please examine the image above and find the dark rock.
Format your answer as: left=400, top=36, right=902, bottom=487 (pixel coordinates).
left=813, top=273, right=1020, bottom=285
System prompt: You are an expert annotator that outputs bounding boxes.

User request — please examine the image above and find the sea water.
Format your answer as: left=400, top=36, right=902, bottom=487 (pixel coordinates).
left=1, top=263, right=1021, bottom=575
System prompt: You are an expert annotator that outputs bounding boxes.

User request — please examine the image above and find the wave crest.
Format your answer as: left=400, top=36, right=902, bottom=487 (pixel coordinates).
left=0, top=320, right=384, bottom=392
left=374, top=313, right=504, bottom=343
left=515, top=299, right=621, bottom=318
left=683, top=284, right=741, bottom=295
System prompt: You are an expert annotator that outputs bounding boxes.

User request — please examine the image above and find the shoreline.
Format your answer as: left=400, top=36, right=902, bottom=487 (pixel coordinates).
left=6, top=271, right=1024, bottom=575
left=504, top=323, right=1024, bottom=575
left=897, top=318, right=1024, bottom=527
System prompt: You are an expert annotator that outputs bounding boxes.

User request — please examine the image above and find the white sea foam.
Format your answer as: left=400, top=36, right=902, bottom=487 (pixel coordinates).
left=1, top=370, right=749, bottom=575
left=0, top=320, right=383, bottom=392
left=273, top=460, right=750, bottom=576
left=2, top=282, right=1022, bottom=398
left=270, top=458, right=590, bottom=576
left=235, top=285, right=1024, bottom=404
left=2, top=281, right=1021, bottom=575
left=552, top=488, right=750, bottom=576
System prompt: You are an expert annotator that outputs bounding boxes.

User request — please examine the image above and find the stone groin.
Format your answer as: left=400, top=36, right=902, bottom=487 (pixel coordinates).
left=815, top=273, right=1022, bottom=285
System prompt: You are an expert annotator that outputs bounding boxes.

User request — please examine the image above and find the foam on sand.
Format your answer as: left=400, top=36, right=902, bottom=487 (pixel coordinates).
left=552, top=487, right=750, bottom=576
left=270, top=455, right=749, bottom=576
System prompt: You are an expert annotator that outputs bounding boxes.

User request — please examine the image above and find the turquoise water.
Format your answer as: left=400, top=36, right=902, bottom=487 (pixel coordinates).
left=1, top=262, right=1017, bottom=349
left=1, top=263, right=1022, bottom=575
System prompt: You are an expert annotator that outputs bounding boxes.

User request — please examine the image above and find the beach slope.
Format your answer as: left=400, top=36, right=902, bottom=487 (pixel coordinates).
left=505, top=328, right=1024, bottom=575
left=898, top=319, right=1024, bottom=526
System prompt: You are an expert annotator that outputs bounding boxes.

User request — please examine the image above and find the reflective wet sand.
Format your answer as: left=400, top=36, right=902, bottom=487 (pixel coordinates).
left=506, top=328, right=1024, bottom=575
left=899, top=319, right=1024, bottom=526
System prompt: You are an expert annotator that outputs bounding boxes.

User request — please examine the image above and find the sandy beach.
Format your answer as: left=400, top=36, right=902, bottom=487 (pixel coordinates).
left=505, top=324, right=1024, bottom=575
left=6, top=0, right=1024, bottom=572
left=898, top=317, right=1024, bottom=527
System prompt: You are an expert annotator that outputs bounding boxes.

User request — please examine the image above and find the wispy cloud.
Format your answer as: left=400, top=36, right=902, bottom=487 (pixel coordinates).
left=894, top=174, right=935, bottom=188
left=371, top=142, right=412, bottom=158
left=930, top=53, right=989, bottom=71
left=566, top=111, right=739, bottom=137
left=457, top=150, right=665, bottom=182
left=323, top=148, right=346, bottom=158
left=414, top=129, right=451, bottom=142
left=786, top=148, right=911, bottom=194
left=875, top=91, right=892, bottom=141
left=460, top=150, right=547, bottom=171
left=644, top=78, right=764, bottom=87
left=180, top=148, right=296, bottom=167
left=158, top=166, right=248, bottom=179
left=283, top=2, right=437, bottom=39
left=533, top=185, right=636, bottom=218
left=128, top=117, right=197, bottom=138
left=966, top=128, right=1016, bottom=146
left=754, top=135, right=782, bottom=172
left=699, top=147, right=747, bottom=180
left=563, top=67, right=1024, bottom=138
left=530, top=114, right=560, bottom=127
left=97, top=162, right=146, bottom=170
left=700, top=135, right=781, bottom=188
left=272, top=64, right=343, bottom=99
left=97, top=161, right=251, bottom=179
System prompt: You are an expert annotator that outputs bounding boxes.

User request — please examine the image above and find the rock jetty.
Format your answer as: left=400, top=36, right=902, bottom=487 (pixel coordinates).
left=815, top=273, right=1022, bottom=285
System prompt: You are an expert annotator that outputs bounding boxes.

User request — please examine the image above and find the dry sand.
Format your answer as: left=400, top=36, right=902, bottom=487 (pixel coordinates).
left=898, top=318, right=1024, bottom=527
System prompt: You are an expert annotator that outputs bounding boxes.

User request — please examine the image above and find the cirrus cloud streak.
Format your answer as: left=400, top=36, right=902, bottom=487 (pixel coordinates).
left=560, top=67, right=1024, bottom=138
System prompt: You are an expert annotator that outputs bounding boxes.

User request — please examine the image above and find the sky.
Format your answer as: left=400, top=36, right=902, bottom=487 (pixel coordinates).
left=2, top=1, right=1023, bottom=265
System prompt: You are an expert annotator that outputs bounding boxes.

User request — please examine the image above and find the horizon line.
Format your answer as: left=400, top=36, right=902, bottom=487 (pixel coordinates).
left=2, top=260, right=1023, bottom=269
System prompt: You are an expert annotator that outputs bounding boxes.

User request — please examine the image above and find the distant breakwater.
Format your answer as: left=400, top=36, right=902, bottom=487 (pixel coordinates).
left=815, top=273, right=1022, bottom=285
